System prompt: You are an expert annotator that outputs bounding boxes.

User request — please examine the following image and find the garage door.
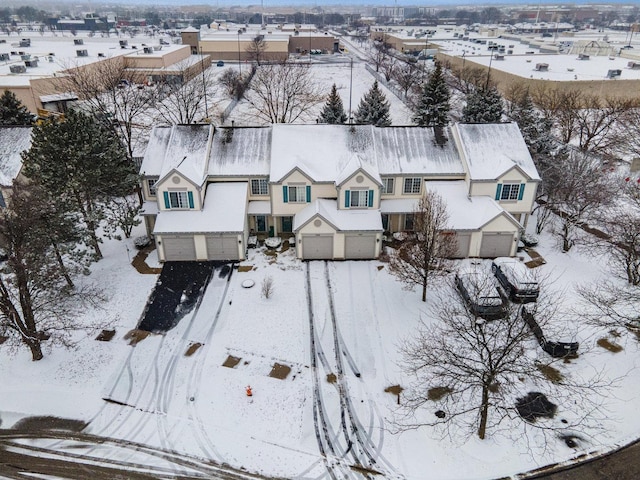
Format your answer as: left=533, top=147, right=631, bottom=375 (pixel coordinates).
left=479, top=233, right=514, bottom=258
left=206, top=235, right=240, bottom=260
left=302, top=235, right=333, bottom=260
left=163, top=235, right=197, bottom=261
left=453, top=233, right=471, bottom=258
left=345, top=235, right=376, bottom=259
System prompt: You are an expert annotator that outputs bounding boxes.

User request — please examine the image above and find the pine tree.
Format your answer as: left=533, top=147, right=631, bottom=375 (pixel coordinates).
left=462, top=85, right=504, bottom=124
left=318, top=83, right=347, bottom=124
left=0, top=90, right=33, bottom=126
left=510, top=91, right=554, bottom=156
left=413, top=61, right=451, bottom=127
left=354, top=80, right=392, bottom=126
left=21, top=110, right=138, bottom=260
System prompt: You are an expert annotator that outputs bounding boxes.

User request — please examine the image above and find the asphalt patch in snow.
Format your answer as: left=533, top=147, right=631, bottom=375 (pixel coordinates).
left=10, top=416, right=87, bottom=432
left=516, top=392, right=557, bottom=422
left=137, top=261, right=220, bottom=333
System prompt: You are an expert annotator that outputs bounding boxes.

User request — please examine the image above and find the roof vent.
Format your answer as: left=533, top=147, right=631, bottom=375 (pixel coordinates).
left=0, top=53, right=9, bottom=61
left=98, top=52, right=105, bottom=57
left=143, top=46, right=154, bottom=54
left=24, top=58, right=38, bottom=68
left=20, top=54, right=31, bottom=61
left=76, top=49, right=88, bottom=57
left=74, top=38, right=84, bottom=45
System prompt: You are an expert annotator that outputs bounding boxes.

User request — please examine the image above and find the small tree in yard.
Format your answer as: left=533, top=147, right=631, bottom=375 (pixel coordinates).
left=398, top=280, right=607, bottom=441
left=219, top=69, right=249, bottom=101
left=509, top=89, right=554, bottom=156
left=389, top=191, right=457, bottom=302
left=393, top=62, right=420, bottom=99
left=0, top=182, right=98, bottom=361
left=318, top=84, right=347, bottom=124
left=354, top=81, right=391, bottom=127
left=0, top=90, right=33, bottom=126
left=462, top=85, right=503, bottom=124
left=246, top=35, right=267, bottom=65
left=413, top=61, right=451, bottom=127
left=261, top=276, right=274, bottom=299
left=22, top=110, right=139, bottom=260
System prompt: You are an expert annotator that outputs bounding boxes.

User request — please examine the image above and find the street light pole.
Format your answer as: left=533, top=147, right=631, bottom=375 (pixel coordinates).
left=199, top=46, right=208, bottom=119
left=237, top=29, right=242, bottom=76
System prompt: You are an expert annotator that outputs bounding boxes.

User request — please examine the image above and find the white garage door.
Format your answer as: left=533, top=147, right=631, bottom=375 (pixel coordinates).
left=345, top=235, right=377, bottom=259
left=302, top=235, right=333, bottom=260
left=206, top=235, right=240, bottom=260
left=163, top=235, right=197, bottom=261
left=479, top=233, right=514, bottom=258
left=453, top=233, right=471, bottom=258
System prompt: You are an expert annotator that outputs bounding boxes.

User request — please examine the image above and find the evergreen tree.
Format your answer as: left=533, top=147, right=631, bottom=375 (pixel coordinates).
left=0, top=90, right=33, bottom=126
left=22, top=110, right=138, bottom=260
left=354, top=80, right=392, bottom=126
left=413, top=61, right=451, bottom=127
left=462, top=85, right=504, bottom=124
left=510, top=91, right=554, bottom=156
left=318, top=84, right=347, bottom=124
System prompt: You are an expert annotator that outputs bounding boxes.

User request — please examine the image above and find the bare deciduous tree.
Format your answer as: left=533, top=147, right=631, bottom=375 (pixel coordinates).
left=153, top=60, right=217, bottom=125
left=246, top=35, right=267, bottom=65
left=368, top=39, right=391, bottom=73
left=398, top=278, right=606, bottom=441
left=389, top=191, right=457, bottom=302
left=245, top=62, right=323, bottom=123
left=531, top=86, right=582, bottom=145
left=393, top=61, right=420, bottom=99
left=56, top=57, right=155, bottom=159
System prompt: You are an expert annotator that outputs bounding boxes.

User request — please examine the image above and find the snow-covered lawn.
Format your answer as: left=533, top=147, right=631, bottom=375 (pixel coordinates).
left=1, top=221, right=640, bottom=479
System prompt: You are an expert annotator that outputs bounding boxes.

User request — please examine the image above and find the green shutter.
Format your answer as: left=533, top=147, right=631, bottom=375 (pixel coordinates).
left=188, top=191, right=194, bottom=208
left=306, top=185, right=311, bottom=203
left=163, top=191, right=170, bottom=209
left=368, top=190, right=374, bottom=207
left=345, top=190, right=351, bottom=208
left=283, top=185, right=288, bottom=203
left=495, top=184, right=502, bottom=201
left=518, top=183, right=525, bottom=201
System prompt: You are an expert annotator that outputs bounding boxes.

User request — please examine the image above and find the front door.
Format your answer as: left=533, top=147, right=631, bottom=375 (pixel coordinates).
left=281, top=216, right=293, bottom=233
left=255, top=215, right=267, bottom=233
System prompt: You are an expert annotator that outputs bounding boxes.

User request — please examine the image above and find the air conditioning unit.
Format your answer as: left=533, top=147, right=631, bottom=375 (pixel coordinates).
left=153, top=45, right=162, bottom=51
left=19, top=39, right=30, bottom=47
left=98, top=52, right=105, bottom=57
left=10, top=65, right=27, bottom=74
left=21, top=54, right=31, bottom=61
left=143, top=46, right=154, bottom=54
left=119, top=40, right=128, bottom=47
left=74, top=38, right=84, bottom=45
left=24, top=59, right=38, bottom=67
left=76, top=49, right=88, bottom=57
left=0, top=53, right=9, bottom=61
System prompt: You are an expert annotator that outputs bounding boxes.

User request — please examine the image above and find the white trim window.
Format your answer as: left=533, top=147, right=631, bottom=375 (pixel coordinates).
left=251, top=178, right=268, bottom=196
left=381, top=177, right=394, bottom=194
left=169, top=191, right=189, bottom=209
left=288, top=185, right=307, bottom=203
left=147, top=178, right=157, bottom=196
left=403, top=177, right=422, bottom=194
left=500, top=183, right=520, bottom=201
left=350, top=190, right=369, bottom=207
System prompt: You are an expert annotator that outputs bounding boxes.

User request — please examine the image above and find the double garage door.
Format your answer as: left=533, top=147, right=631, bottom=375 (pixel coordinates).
left=479, top=232, right=514, bottom=258
left=161, top=234, right=240, bottom=261
left=301, top=234, right=377, bottom=260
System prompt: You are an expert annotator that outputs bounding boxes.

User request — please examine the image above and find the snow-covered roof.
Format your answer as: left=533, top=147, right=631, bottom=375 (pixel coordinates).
left=140, top=126, right=172, bottom=176
left=140, top=201, right=158, bottom=216
left=455, top=123, right=540, bottom=181
left=426, top=180, right=518, bottom=230
left=0, top=127, right=31, bottom=186
left=159, top=124, right=213, bottom=185
left=335, top=154, right=382, bottom=186
left=208, top=127, right=271, bottom=177
left=372, top=126, right=464, bottom=176
left=153, top=182, right=247, bottom=234
left=247, top=200, right=271, bottom=215
left=294, top=199, right=382, bottom=232
left=270, top=124, right=379, bottom=183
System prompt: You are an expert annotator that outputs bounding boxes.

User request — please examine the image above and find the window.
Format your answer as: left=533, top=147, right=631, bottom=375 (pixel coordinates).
left=147, top=178, right=157, bottom=196
left=403, top=177, right=422, bottom=194
left=381, top=178, right=394, bottom=194
left=350, top=190, right=369, bottom=207
left=251, top=178, right=268, bottom=196
left=288, top=185, right=307, bottom=203
left=499, top=183, right=521, bottom=201
left=165, top=191, right=192, bottom=209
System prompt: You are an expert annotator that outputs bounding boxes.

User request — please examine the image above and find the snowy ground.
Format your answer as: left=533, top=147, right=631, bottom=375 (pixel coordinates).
left=1, top=218, right=640, bottom=479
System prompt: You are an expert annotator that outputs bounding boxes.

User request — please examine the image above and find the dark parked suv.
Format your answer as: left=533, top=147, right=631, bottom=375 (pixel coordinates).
left=491, top=257, right=539, bottom=303
left=455, top=271, right=508, bottom=320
